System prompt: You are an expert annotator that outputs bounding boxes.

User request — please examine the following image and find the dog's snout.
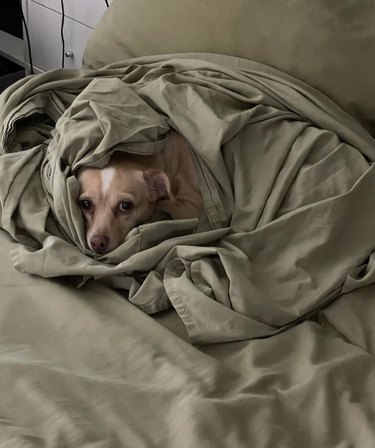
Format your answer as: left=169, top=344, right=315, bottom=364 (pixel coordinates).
left=90, top=235, right=110, bottom=254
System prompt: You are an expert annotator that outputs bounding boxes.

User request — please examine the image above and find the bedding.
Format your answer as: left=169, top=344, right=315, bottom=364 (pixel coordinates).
left=83, top=0, right=375, bottom=134
left=1, top=54, right=375, bottom=346
left=1, top=0, right=375, bottom=445
left=1, top=225, right=375, bottom=446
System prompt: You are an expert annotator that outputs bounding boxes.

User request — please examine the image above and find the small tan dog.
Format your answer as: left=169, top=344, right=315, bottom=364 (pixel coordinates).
left=77, top=131, right=203, bottom=254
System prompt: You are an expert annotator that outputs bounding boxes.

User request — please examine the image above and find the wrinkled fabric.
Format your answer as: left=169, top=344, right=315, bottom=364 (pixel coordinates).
left=1, top=54, right=375, bottom=343
left=1, top=227, right=375, bottom=447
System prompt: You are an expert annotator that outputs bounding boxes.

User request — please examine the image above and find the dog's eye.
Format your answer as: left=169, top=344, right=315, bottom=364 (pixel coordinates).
left=79, top=199, right=92, bottom=211
left=119, top=201, right=134, bottom=212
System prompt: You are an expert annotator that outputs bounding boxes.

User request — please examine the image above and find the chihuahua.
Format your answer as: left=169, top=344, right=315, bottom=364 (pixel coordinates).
left=77, top=131, right=203, bottom=254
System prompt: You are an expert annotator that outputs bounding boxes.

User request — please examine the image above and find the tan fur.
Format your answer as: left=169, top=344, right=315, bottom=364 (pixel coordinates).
left=77, top=131, right=203, bottom=254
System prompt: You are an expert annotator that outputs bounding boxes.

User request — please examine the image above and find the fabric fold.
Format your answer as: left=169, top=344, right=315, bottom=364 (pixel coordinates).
left=1, top=54, right=375, bottom=343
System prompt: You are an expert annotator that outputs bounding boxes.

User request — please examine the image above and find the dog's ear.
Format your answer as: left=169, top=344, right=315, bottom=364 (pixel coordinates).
left=143, top=169, right=177, bottom=203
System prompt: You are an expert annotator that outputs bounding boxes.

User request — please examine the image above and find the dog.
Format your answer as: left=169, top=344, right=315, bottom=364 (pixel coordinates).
left=76, top=130, right=203, bottom=254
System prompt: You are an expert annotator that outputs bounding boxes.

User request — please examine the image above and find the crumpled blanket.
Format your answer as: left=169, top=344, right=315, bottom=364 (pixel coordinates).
left=1, top=53, right=375, bottom=343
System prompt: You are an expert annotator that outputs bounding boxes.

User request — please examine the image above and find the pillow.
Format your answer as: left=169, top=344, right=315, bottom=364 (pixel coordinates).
left=83, top=0, right=375, bottom=134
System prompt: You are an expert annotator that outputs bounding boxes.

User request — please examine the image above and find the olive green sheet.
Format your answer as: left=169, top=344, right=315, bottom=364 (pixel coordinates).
left=1, top=53, right=375, bottom=446
left=0, top=226, right=375, bottom=446
left=1, top=54, right=375, bottom=346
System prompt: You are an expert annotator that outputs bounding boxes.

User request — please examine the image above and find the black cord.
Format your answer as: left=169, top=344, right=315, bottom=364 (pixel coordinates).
left=20, top=0, right=34, bottom=74
left=60, top=0, right=65, bottom=68
left=104, top=0, right=109, bottom=7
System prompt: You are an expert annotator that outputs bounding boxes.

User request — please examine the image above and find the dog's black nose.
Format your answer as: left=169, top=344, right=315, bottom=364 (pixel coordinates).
left=90, top=235, right=110, bottom=254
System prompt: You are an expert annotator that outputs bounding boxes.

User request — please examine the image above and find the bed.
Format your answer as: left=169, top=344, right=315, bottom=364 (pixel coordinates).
left=1, top=0, right=375, bottom=446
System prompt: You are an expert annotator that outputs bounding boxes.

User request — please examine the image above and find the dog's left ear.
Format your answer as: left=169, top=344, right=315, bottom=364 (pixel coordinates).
left=143, top=169, right=177, bottom=203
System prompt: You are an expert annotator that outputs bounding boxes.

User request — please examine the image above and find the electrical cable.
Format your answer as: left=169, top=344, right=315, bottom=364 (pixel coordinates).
left=104, top=0, right=109, bottom=7
left=60, top=0, right=65, bottom=68
left=20, top=0, right=34, bottom=74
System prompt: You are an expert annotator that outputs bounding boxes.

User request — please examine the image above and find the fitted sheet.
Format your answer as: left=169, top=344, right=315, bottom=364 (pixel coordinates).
left=0, top=226, right=375, bottom=446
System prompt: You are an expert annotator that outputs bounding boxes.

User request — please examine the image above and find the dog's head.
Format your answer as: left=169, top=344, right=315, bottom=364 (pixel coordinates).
left=76, top=156, right=174, bottom=254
